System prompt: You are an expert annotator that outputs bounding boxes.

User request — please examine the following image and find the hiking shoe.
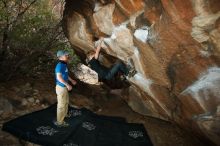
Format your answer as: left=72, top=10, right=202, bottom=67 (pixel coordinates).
left=120, top=75, right=126, bottom=81
left=54, top=121, right=69, bottom=128
left=127, top=68, right=137, bottom=78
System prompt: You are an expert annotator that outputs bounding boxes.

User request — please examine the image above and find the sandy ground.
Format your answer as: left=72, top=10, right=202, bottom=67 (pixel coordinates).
left=0, top=75, right=206, bottom=146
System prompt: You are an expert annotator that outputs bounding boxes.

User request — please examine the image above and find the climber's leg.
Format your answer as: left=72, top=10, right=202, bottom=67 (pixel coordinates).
left=105, top=61, right=129, bottom=80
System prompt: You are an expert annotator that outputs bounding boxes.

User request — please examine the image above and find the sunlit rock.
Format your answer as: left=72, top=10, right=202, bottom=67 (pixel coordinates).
left=73, top=63, right=99, bottom=85
left=93, top=4, right=115, bottom=35
left=191, top=0, right=220, bottom=43
left=66, top=12, right=94, bottom=52
left=181, top=67, right=220, bottom=112
left=210, top=27, right=220, bottom=57
left=195, top=106, right=220, bottom=146
left=63, top=0, right=220, bottom=144
left=134, top=26, right=149, bottom=43
left=110, top=24, right=135, bottom=56
left=94, top=2, right=102, bottom=12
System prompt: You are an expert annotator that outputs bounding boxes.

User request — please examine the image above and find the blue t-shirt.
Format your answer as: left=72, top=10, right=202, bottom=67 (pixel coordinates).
left=55, top=61, right=68, bottom=87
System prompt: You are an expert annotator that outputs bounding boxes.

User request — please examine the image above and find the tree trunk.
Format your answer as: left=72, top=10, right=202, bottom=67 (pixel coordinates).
left=0, top=23, right=9, bottom=62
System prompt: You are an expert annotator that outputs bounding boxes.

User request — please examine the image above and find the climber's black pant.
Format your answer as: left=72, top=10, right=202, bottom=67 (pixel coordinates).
left=104, top=62, right=129, bottom=80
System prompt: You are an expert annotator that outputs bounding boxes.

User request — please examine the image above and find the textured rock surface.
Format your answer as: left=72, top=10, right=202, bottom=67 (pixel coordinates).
left=73, top=63, right=99, bottom=85
left=63, top=0, right=220, bottom=144
left=0, top=98, right=13, bottom=117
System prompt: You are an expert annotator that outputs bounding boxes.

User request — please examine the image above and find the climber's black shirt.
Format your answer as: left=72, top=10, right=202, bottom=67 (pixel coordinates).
left=88, top=57, right=109, bottom=79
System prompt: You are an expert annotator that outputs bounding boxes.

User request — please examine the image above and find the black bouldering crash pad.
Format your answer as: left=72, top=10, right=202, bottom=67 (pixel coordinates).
left=2, top=104, right=153, bottom=146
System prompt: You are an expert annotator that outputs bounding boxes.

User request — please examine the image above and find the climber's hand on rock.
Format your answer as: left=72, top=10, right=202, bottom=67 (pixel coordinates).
left=100, top=37, right=104, bottom=42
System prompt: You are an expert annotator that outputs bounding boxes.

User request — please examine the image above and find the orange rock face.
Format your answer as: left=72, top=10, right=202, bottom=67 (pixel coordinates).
left=63, top=0, right=220, bottom=144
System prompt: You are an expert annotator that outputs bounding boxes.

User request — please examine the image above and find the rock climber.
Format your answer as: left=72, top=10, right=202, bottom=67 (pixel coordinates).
left=86, top=37, right=136, bottom=82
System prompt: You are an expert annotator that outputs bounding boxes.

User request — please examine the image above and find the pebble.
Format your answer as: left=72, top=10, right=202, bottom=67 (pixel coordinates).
left=21, top=98, right=28, bottom=106
left=27, top=98, right=35, bottom=103
left=35, top=99, right=40, bottom=104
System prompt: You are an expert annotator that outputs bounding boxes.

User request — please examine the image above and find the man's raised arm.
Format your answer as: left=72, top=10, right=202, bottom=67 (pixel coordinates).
left=94, top=37, right=104, bottom=59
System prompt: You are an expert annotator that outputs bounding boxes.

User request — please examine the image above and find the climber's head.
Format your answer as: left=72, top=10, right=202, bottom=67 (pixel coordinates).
left=86, top=50, right=96, bottom=60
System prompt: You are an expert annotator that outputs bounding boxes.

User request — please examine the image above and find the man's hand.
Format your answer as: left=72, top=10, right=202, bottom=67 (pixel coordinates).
left=70, top=80, right=77, bottom=85
left=66, top=84, right=72, bottom=91
left=69, top=76, right=77, bottom=86
left=100, top=37, right=104, bottom=42
left=57, top=73, right=72, bottom=90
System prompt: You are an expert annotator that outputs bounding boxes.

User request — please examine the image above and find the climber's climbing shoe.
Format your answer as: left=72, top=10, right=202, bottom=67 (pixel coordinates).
left=128, top=68, right=137, bottom=78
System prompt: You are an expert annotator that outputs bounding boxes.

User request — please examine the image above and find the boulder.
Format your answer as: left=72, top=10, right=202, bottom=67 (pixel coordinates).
left=63, top=0, right=220, bottom=144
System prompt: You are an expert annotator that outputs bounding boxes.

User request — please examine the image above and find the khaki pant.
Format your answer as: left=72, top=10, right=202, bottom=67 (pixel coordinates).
left=56, top=85, right=69, bottom=124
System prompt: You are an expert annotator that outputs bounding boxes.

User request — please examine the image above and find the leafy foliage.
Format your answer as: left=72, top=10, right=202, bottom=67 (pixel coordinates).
left=0, top=0, right=79, bottom=80
left=52, top=42, right=80, bottom=69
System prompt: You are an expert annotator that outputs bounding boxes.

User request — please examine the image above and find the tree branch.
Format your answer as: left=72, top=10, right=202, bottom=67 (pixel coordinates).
left=1, top=0, right=7, bottom=6
left=10, top=0, right=37, bottom=25
left=18, top=0, right=23, bottom=14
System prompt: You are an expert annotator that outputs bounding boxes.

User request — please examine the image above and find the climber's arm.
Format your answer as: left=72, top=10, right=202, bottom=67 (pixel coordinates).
left=94, top=37, right=104, bottom=59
